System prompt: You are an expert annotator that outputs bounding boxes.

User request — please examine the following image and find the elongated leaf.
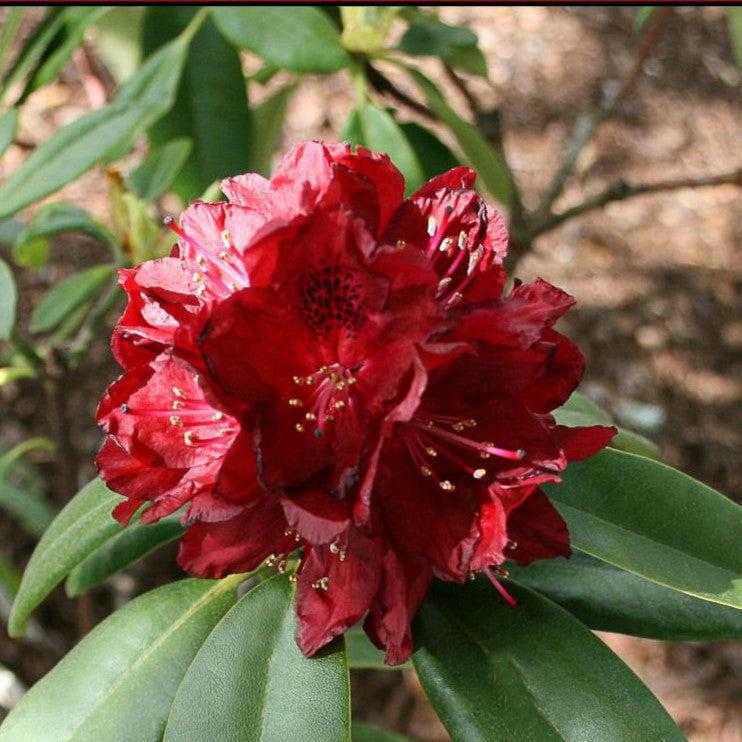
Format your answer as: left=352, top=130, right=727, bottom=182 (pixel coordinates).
left=66, top=516, right=184, bottom=597
left=128, top=138, right=192, bottom=201
left=414, top=580, right=682, bottom=741
left=143, top=8, right=252, bottom=202
left=729, top=7, right=742, bottom=69
left=94, top=7, right=145, bottom=84
left=352, top=722, right=411, bottom=742
left=554, top=392, right=660, bottom=460
left=164, top=575, right=350, bottom=742
left=406, top=68, right=513, bottom=205
left=0, top=257, right=16, bottom=340
left=509, top=552, right=742, bottom=640
left=30, top=264, right=114, bottom=333
left=546, top=448, right=742, bottom=609
left=400, top=121, right=460, bottom=179
left=1, top=577, right=240, bottom=741
left=8, top=478, right=122, bottom=636
left=0, top=34, right=189, bottom=220
left=0, top=480, right=55, bottom=538
left=0, top=8, right=25, bottom=81
left=346, top=627, right=410, bottom=670
left=213, top=7, right=350, bottom=73
left=249, top=82, right=295, bottom=176
left=342, top=104, right=425, bottom=194
left=0, top=107, right=17, bottom=157
left=18, top=203, right=115, bottom=248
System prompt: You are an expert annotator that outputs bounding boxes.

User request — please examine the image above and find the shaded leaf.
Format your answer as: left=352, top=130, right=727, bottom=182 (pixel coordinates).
left=16, top=203, right=116, bottom=250
left=93, top=7, right=145, bottom=84
left=0, top=257, right=16, bottom=341
left=249, top=82, right=295, bottom=176
left=30, top=264, right=114, bottom=334
left=346, top=627, right=410, bottom=671
left=546, top=448, right=742, bottom=609
left=143, top=8, right=252, bottom=202
left=1, top=578, right=240, bottom=742
left=728, top=7, right=742, bottom=69
left=0, top=108, right=18, bottom=157
left=413, top=580, right=682, bottom=741
left=164, top=575, right=350, bottom=742
left=352, top=722, right=411, bottom=742
left=212, top=7, right=350, bottom=73
left=128, top=138, right=193, bottom=201
left=399, top=121, right=460, bottom=179
left=8, top=478, right=122, bottom=636
left=509, top=552, right=742, bottom=641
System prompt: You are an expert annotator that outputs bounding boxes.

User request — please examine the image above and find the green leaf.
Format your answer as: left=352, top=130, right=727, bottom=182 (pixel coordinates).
left=546, top=448, right=742, bottom=610
left=128, top=138, right=193, bottom=201
left=0, top=256, right=16, bottom=340
left=0, top=554, right=21, bottom=598
left=16, top=203, right=117, bottom=250
left=0, top=577, right=240, bottom=742
left=66, top=515, right=185, bottom=597
left=0, top=8, right=25, bottom=82
left=93, top=7, right=145, bottom=84
left=340, top=7, right=398, bottom=53
left=509, top=552, right=742, bottom=641
left=342, top=104, right=425, bottom=195
left=553, top=391, right=661, bottom=460
left=0, top=32, right=190, bottom=220
left=635, top=6, right=658, bottom=31
left=212, top=7, right=350, bottom=73
left=30, top=264, right=114, bottom=333
left=164, top=575, right=351, bottom=742
left=0, top=448, right=56, bottom=538
left=728, top=7, right=742, bottom=69
left=21, top=7, right=110, bottom=100
left=249, top=82, right=296, bottom=176
left=12, top=237, right=49, bottom=269
left=352, top=722, right=412, bottom=742
left=0, top=107, right=18, bottom=157
left=143, top=8, right=252, bottom=202
left=446, top=44, right=488, bottom=78
left=8, top=478, right=123, bottom=636
left=345, top=627, right=410, bottom=671
left=413, top=580, right=682, bottom=742
left=406, top=67, right=513, bottom=205
left=399, top=121, right=460, bottom=179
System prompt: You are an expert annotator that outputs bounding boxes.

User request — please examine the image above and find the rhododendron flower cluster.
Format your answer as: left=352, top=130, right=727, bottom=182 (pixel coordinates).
left=97, top=142, right=615, bottom=664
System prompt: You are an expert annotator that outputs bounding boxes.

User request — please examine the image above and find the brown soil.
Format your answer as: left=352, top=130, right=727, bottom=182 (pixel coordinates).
left=1, top=6, right=740, bottom=740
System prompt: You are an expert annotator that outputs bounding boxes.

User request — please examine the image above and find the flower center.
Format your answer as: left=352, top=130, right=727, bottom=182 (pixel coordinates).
left=287, top=364, right=357, bottom=438
left=400, top=413, right=525, bottom=492
left=299, top=263, right=365, bottom=336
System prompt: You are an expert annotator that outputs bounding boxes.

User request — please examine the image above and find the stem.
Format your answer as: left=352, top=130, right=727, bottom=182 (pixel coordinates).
left=531, top=167, right=742, bottom=237
left=364, top=62, right=436, bottom=120
left=532, top=7, right=673, bottom=224
left=178, top=7, right=209, bottom=45
left=9, top=328, right=43, bottom=373
left=442, top=62, right=479, bottom=118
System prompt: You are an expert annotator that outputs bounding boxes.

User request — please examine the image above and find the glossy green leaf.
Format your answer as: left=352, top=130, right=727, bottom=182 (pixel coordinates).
left=345, top=627, right=410, bottom=671
left=413, top=580, right=682, bottom=742
left=0, top=107, right=17, bottom=157
left=1, top=577, right=240, bottom=741
left=66, top=516, right=185, bottom=597
left=729, top=7, right=742, bottom=69
left=128, top=138, right=193, bottom=201
left=8, top=478, right=123, bottom=636
left=554, top=392, right=661, bottom=460
left=342, top=104, right=425, bottom=195
left=509, top=552, right=742, bottom=641
left=164, top=575, right=350, bottom=742
left=406, top=67, right=513, bottom=205
left=212, top=7, right=350, bottom=73
left=0, top=480, right=55, bottom=538
left=0, top=257, right=16, bottom=340
left=249, top=82, right=296, bottom=176
left=352, top=722, right=411, bottom=742
left=399, top=121, right=460, bottom=179
left=0, top=33, right=189, bottom=220
left=546, top=448, right=742, bottom=609
left=143, top=8, right=252, bottom=202
left=30, top=264, right=114, bottom=333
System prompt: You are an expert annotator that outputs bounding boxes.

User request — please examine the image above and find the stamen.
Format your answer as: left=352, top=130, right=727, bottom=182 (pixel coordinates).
left=425, top=447, right=438, bottom=457
left=484, top=567, right=517, bottom=606
left=458, top=230, right=467, bottom=249
left=439, top=480, right=456, bottom=492
left=420, top=466, right=433, bottom=477
left=172, top=387, right=184, bottom=397
left=288, top=398, right=303, bottom=407
left=439, top=237, right=453, bottom=253
left=427, top=216, right=437, bottom=236
left=295, top=423, right=305, bottom=433
left=473, top=468, right=487, bottom=479
left=312, top=577, right=330, bottom=591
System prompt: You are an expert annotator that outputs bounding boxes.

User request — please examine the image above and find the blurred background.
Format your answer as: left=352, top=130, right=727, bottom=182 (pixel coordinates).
left=0, top=6, right=740, bottom=739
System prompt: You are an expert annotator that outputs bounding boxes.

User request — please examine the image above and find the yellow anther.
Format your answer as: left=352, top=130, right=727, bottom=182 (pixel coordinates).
left=196, top=254, right=207, bottom=268
left=172, top=400, right=184, bottom=410
left=473, top=468, right=487, bottom=480
left=284, top=528, right=294, bottom=536
left=312, top=577, right=330, bottom=591
left=468, top=571, right=477, bottom=581
left=169, top=415, right=182, bottom=427
left=420, top=466, right=433, bottom=477
left=458, top=230, right=467, bottom=249
left=184, top=431, right=195, bottom=446
left=288, top=573, right=298, bottom=582
left=212, top=411, right=224, bottom=421
left=227, top=281, right=238, bottom=291
left=334, top=400, right=346, bottom=410
left=220, top=229, right=231, bottom=247
left=192, top=272, right=204, bottom=283
left=172, top=387, right=184, bottom=397
left=295, top=423, right=305, bottom=433
left=439, top=237, right=453, bottom=253
left=288, top=398, right=303, bottom=407
left=335, top=381, right=346, bottom=390
left=425, top=447, right=438, bottom=457
left=452, top=422, right=466, bottom=432
left=218, top=250, right=229, bottom=261
left=438, top=277, right=452, bottom=290
left=293, top=376, right=304, bottom=385
left=347, top=376, right=357, bottom=385
left=277, top=560, right=287, bottom=574
left=265, top=554, right=278, bottom=566
left=396, top=239, right=406, bottom=248
left=507, top=540, right=518, bottom=550
left=439, top=480, right=456, bottom=492
left=464, top=419, right=477, bottom=428
left=324, top=414, right=335, bottom=423
left=427, top=216, right=437, bottom=236
left=305, top=412, right=317, bottom=421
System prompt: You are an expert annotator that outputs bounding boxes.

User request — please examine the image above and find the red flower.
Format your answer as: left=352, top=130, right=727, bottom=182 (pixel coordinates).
left=97, top=142, right=614, bottom=666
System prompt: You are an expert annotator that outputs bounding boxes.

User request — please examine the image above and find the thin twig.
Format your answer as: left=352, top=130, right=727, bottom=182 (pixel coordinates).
left=532, top=7, right=673, bottom=224
left=442, top=62, right=480, bottom=117
left=530, top=167, right=742, bottom=237
left=364, top=62, right=436, bottom=121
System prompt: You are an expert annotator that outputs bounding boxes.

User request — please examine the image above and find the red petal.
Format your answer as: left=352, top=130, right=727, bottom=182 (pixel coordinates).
left=507, top=489, right=571, bottom=566
left=553, top=424, right=616, bottom=461
left=280, top=490, right=351, bottom=544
